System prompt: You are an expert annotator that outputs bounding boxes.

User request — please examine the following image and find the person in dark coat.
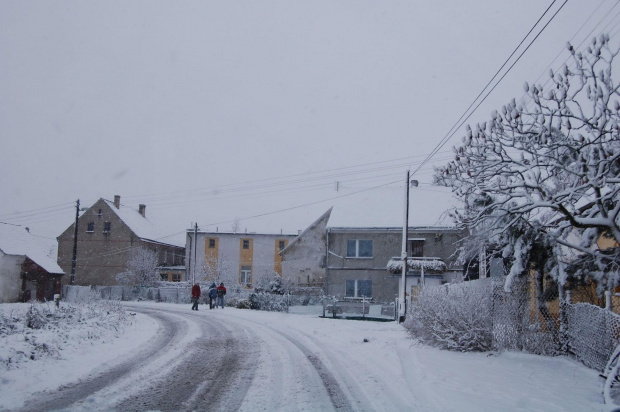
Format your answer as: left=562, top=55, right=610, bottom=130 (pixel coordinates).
left=191, top=283, right=201, bottom=311
left=216, top=283, right=227, bottom=309
left=208, top=282, right=217, bottom=309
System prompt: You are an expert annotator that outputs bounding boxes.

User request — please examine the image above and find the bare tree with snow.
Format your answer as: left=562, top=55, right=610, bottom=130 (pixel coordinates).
left=435, top=34, right=620, bottom=293
left=116, top=247, right=159, bottom=286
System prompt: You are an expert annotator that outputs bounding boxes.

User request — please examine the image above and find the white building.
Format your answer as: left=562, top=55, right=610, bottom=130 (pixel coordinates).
left=185, top=229, right=298, bottom=288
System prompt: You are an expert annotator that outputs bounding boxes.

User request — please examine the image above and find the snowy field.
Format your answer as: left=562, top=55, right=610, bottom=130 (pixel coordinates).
left=0, top=300, right=613, bottom=411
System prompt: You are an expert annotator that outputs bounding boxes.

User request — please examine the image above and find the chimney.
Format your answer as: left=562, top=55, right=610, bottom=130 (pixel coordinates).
left=139, top=204, right=146, bottom=217
left=114, top=195, right=120, bottom=209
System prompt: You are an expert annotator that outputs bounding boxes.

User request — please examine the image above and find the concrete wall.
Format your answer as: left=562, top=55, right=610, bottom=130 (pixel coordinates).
left=281, top=225, right=327, bottom=287
left=0, top=251, right=23, bottom=303
left=325, top=228, right=464, bottom=304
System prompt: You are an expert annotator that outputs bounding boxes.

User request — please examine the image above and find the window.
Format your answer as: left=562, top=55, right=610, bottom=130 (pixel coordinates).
left=208, top=238, right=216, bottom=248
left=97, top=209, right=102, bottom=217
left=346, top=240, right=373, bottom=258
left=240, top=266, right=252, bottom=285
left=160, top=273, right=168, bottom=281
left=103, top=222, right=111, bottom=233
left=410, top=240, right=424, bottom=257
left=242, top=239, right=250, bottom=249
left=345, top=279, right=372, bottom=298
left=172, top=274, right=181, bottom=282
left=86, top=222, right=95, bottom=232
left=278, top=240, right=286, bottom=250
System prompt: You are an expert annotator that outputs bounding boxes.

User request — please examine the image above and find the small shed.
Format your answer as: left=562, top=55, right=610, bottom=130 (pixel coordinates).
left=0, top=224, right=65, bottom=302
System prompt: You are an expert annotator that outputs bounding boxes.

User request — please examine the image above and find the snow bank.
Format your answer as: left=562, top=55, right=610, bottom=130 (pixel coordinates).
left=0, top=301, right=158, bottom=410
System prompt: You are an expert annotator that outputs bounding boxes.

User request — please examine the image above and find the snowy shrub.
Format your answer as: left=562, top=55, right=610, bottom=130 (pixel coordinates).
left=406, top=284, right=493, bottom=352
left=235, top=299, right=251, bottom=309
left=248, top=290, right=290, bottom=312
left=0, top=301, right=132, bottom=371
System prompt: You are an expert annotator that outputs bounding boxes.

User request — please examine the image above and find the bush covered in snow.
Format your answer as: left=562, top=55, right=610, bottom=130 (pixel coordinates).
left=0, top=301, right=132, bottom=372
left=405, top=284, right=493, bottom=352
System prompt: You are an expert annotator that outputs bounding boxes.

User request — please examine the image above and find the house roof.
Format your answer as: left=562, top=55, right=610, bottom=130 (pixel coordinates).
left=103, top=199, right=184, bottom=247
left=0, top=223, right=64, bottom=274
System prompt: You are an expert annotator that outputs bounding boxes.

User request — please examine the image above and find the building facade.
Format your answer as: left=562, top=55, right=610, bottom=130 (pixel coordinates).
left=325, top=226, right=464, bottom=303
left=186, top=230, right=298, bottom=288
left=280, top=208, right=331, bottom=288
left=57, top=196, right=185, bottom=286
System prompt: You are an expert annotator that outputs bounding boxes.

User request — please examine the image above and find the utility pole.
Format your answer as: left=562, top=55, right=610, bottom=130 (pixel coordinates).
left=70, top=199, right=79, bottom=285
left=399, top=173, right=418, bottom=323
left=193, top=223, right=198, bottom=284
left=399, top=171, right=410, bottom=323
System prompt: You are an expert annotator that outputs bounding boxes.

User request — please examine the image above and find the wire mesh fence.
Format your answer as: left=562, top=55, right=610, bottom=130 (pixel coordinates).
left=409, top=276, right=620, bottom=374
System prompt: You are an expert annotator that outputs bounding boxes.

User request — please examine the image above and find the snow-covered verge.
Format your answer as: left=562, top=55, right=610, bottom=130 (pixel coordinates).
left=0, top=301, right=158, bottom=411
left=214, top=303, right=610, bottom=412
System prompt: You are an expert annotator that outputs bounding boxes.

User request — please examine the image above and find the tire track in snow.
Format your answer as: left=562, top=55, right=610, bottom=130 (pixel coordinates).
left=113, top=307, right=258, bottom=412
left=21, top=307, right=186, bottom=412
left=216, top=312, right=355, bottom=411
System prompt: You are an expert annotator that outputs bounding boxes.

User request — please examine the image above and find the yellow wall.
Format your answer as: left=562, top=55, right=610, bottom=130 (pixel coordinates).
left=204, top=237, right=219, bottom=279
left=598, top=235, right=619, bottom=250
left=239, top=238, right=253, bottom=284
left=274, top=239, right=288, bottom=276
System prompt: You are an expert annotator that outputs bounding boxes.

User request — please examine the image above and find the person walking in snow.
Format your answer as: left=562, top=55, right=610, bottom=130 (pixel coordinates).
left=191, top=283, right=201, bottom=311
left=208, top=282, right=217, bottom=309
left=216, top=282, right=226, bottom=308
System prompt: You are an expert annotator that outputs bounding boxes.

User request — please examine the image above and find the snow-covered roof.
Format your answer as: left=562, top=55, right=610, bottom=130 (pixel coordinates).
left=103, top=199, right=184, bottom=247
left=0, top=223, right=64, bottom=274
left=386, top=257, right=447, bottom=274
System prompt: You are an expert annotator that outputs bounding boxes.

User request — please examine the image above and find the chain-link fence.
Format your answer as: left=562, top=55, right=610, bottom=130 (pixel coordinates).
left=409, top=276, right=620, bottom=374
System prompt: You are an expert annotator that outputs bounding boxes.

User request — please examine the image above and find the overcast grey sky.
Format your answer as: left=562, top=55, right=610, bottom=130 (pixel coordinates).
left=0, top=0, right=615, bottom=245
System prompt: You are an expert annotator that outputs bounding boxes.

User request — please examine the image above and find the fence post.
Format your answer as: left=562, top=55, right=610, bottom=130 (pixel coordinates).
left=333, top=297, right=337, bottom=318
left=394, top=298, right=399, bottom=321
left=606, top=290, right=612, bottom=311
left=559, top=283, right=568, bottom=355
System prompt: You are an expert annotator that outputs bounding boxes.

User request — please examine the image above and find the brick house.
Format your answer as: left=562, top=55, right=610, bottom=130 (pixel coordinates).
left=57, top=195, right=185, bottom=286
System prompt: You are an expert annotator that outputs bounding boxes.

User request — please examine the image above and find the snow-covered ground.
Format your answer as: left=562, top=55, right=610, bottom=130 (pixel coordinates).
left=0, top=301, right=613, bottom=411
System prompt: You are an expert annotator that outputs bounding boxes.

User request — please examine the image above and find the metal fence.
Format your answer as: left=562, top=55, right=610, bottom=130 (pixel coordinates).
left=63, top=285, right=193, bottom=304
left=419, top=277, right=620, bottom=373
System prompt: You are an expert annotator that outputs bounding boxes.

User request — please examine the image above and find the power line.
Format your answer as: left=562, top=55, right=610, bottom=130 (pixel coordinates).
left=412, top=0, right=568, bottom=177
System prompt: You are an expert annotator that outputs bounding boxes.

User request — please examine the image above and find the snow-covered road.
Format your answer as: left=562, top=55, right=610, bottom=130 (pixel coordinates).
left=5, top=301, right=608, bottom=412
left=20, top=302, right=414, bottom=411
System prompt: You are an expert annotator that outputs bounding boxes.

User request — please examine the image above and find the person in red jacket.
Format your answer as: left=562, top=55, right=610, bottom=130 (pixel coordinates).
left=216, top=283, right=227, bottom=309
left=191, top=283, right=201, bottom=311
